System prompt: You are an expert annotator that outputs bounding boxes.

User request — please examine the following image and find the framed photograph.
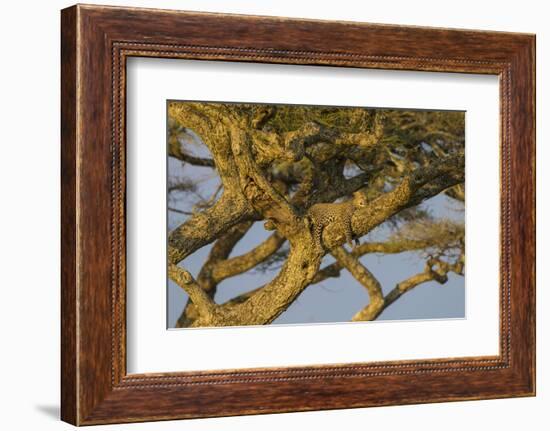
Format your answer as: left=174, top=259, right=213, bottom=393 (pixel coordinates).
left=61, top=4, right=535, bottom=425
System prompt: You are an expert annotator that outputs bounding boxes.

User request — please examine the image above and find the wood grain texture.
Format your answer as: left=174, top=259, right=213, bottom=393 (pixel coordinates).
left=60, top=6, right=78, bottom=425
left=60, top=4, right=535, bottom=425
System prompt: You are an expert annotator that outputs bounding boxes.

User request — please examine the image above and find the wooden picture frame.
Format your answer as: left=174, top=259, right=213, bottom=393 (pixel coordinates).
left=61, top=4, right=535, bottom=425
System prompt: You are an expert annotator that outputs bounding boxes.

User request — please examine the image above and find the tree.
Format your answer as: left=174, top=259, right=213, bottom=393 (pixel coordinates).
left=167, top=101, right=465, bottom=328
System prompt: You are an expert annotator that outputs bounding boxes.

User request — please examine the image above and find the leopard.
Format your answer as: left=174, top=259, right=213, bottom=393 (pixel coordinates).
left=306, top=191, right=367, bottom=249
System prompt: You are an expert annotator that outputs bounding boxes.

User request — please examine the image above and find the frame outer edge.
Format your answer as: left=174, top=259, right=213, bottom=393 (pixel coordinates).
left=61, top=4, right=80, bottom=426
left=531, top=35, right=537, bottom=396
left=502, top=35, right=536, bottom=396
left=60, top=4, right=536, bottom=425
left=521, top=34, right=536, bottom=395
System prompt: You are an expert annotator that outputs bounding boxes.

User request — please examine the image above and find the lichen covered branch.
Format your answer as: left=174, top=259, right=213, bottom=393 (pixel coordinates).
left=210, top=232, right=286, bottom=282
left=168, top=264, right=217, bottom=318
left=168, top=193, right=256, bottom=264
left=331, top=247, right=385, bottom=321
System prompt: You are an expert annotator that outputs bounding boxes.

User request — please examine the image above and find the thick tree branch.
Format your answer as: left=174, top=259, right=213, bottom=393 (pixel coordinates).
left=196, top=221, right=254, bottom=290
left=320, top=151, right=465, bottom=250
left=168, top=103, right=241, bottom=191
left=168, top=264, right=217, bottom=318
left=230, top=127, right=299, bottom=232
left=168, top=103, right=213, bottom=138
left=193, top=229, right=322, bottom=327
left=331, top=247, right=385, bottom=321
left=168, top=193, right=256, bottom=264
left=383, top=272, right=436, bottom=309
left=175, top=222, right=254, bottom=328
left=210, top=232, right=286, bottom=282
